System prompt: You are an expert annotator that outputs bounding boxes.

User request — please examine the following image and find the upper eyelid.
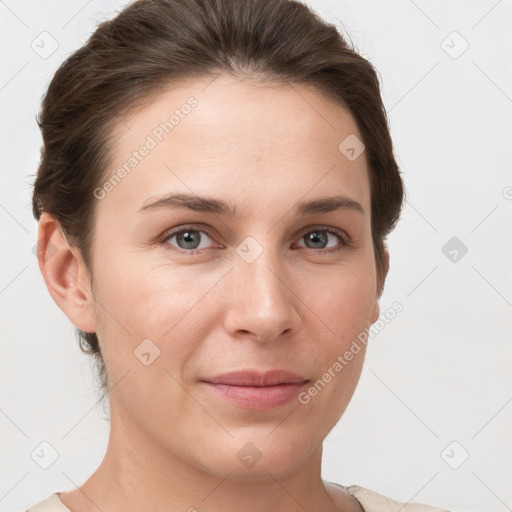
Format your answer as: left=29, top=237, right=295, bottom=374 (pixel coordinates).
left=163, top=224, right=217, bottom=242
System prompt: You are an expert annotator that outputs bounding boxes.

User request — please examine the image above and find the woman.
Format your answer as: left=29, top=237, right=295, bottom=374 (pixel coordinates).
left=27, top=0, right=452, bottom=510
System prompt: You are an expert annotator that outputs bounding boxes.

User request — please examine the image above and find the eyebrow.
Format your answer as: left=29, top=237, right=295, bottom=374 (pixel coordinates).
left=138, top=193, right=366, bottom=218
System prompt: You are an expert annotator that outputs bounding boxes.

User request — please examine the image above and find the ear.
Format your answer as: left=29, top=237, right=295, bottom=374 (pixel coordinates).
left=370, top=245, right=390, bottom=324
left=36, top=213, right=96, bottom=333
left=370, top=301, right=380, bottom=325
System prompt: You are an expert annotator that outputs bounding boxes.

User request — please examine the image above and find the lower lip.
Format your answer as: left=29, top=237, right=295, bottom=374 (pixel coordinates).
left=202, top=381, right=308, bottom=410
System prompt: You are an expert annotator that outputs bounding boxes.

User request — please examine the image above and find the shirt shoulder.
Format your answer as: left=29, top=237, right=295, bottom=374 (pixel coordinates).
left=331, top=482, right=452, bottom=512
left=24, top=493, right=71, bottom=512
left=25, top=485, right=454, bottom=512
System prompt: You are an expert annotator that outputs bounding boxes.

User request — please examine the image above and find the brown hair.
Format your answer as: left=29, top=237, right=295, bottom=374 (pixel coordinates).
left=32, top=0, right=404, bottom=403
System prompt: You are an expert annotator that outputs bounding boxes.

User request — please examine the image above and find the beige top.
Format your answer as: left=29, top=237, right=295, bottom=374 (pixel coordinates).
left=25, top=483, right=452, bottom=511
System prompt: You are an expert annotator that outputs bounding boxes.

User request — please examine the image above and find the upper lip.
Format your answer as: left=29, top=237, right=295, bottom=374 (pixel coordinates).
left=202, top=369, right=308, bottom=386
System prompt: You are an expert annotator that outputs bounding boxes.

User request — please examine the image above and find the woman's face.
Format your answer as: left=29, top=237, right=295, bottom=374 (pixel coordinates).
left=88, top=75, right=382, bottom=479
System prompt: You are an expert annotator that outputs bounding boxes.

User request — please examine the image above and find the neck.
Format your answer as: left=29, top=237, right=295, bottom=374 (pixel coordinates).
left=60, top=396, right=360, bottom=512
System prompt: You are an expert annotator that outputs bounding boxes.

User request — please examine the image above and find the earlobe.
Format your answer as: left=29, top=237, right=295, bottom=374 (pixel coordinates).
left=370, top=301, right=380, bottom=324
left=36, top=213, right=96, bottom=333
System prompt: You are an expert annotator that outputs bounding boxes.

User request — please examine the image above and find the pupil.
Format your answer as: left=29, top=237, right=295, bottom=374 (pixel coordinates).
left=179, top=230, right=200, bottom=249
left=307, top=231, right=327, bottom=249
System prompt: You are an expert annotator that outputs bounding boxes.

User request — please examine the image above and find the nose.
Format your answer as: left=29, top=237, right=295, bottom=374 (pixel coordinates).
left=222, top=247, right=300, bottom=343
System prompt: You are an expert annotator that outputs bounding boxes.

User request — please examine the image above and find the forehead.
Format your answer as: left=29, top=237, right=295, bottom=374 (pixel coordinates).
left=101, top=75, right=371, bottom=217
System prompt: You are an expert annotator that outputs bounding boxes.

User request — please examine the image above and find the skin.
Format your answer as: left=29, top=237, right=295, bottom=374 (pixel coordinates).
left=38, top=74, right=389, bottom=512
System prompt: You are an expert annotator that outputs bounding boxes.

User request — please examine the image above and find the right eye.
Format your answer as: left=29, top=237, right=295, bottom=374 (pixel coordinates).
left=161, top=225, right=221, bottom=255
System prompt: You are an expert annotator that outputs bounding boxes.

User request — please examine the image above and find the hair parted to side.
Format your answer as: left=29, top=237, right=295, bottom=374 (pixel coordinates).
left=32, top=0, right=405, bottom=404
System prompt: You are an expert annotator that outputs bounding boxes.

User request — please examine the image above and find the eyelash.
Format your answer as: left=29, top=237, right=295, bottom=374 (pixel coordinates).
left=160, top=224, right=352, bottom=256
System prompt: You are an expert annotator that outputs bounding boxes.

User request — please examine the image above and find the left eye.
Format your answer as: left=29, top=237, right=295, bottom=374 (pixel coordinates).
left=295, top=229, right=346, bottom=251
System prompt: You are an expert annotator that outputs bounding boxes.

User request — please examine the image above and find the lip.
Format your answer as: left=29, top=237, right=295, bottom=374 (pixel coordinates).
left=202, top=369, right=308, bottom=386
left=201, top=369, right=309, bottom=410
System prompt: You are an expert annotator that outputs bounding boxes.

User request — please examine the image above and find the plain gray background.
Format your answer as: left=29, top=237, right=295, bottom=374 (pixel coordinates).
left=1, top=1, right=511, bottom=511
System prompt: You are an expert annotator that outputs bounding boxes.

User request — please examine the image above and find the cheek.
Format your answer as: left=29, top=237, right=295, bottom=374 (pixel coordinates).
left=296, top=349, right=365, bottom=446
left=307, top=257, right=377, bottom=341
left=295, top=257, right=375, bottom=402
left=90, top=246, right=226, bottom=372
left=292, top=273, right=372, bottom=425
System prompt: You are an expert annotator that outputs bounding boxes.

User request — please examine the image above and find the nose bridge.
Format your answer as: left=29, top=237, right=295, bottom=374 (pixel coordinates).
left=225, top=235, right=296, bottom=340
left=239, top=235, right=287, bottom=303
left=252, top=247, right=283, bottom=294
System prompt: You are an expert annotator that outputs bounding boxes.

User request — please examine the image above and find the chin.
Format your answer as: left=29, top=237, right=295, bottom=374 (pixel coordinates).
left=188, top=431, right=319, bottom=481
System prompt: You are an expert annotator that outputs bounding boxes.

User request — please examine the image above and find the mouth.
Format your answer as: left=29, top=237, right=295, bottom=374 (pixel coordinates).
left=201, top=369, right=309, bottom=410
